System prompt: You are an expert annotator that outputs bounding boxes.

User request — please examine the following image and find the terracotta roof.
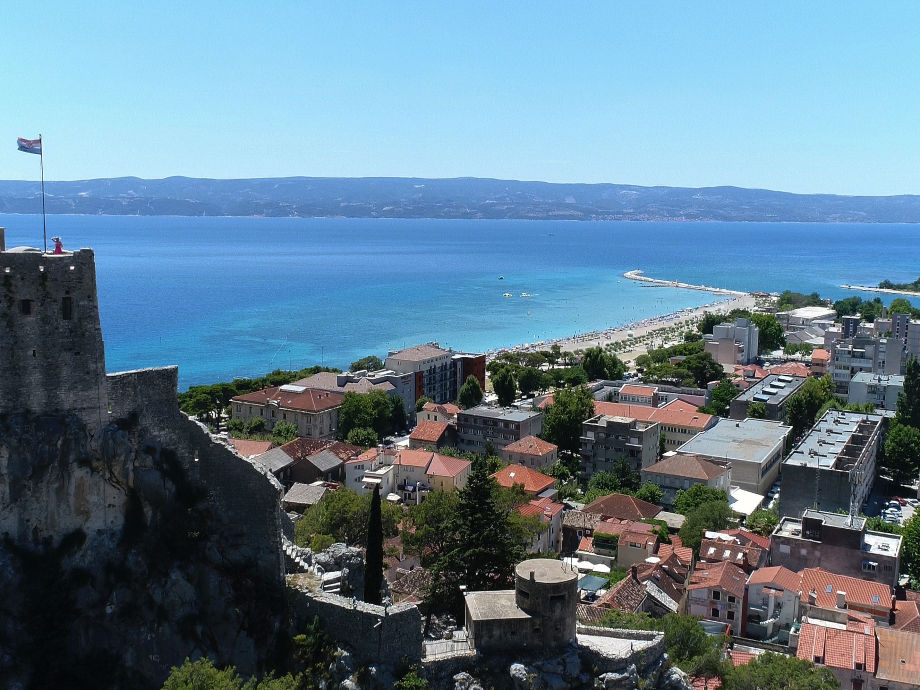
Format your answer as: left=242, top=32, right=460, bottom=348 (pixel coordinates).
left=811, top=349, right=830, bottom=363
left=590, top=399, right=714, bottom=430
left=426, top=453, right=471, bottom=479
left=491, top=464, right=555, bottom=494
left=733, top=364, right=769, bottom=380
left=583, top=493, right=661, bottom=521
left=593, top=519, right=650, bottom=537
left=502, top=435, right=557, bottom=456
left=747, top=565, right=801, bottom=593
left=893, top=599, right=920, bottom=633
left=232, top=386, right=344, bottom=412
left=394, top=449, right=435, bottom=468
left=620, top=528, right=659, bottom=549
left=281, top=438, right=362, bottom=462
left=409, top=420, right=450, bottom=443
left=698, top=539, right=765, bottom=571
left=799, top=568, right=892, bottom=611
left=388, top=343, right=449, bottom=361
left=769, top=362, right=811, bottom=378
left=656, top=543, right=694, bottom=568
left=643, top=454, right=728, bottom=481
left=729, top=651, right=756, bottom=667
left=797, top=620, right=877, bottom=672
left=722, top=528, right=771, bottom=551
left=599, top=571, right=647, bottom=613
left=688, top=560, right=747, bottom=599
left=422, top=401, right=460, bottom=416
left=876, top=627, right=920, bottom=685
left=518, top=497, right=564, bottom=519
left=229, top=438, right=274, bottom=458
left=619, top=384, right=657, bottom=397
left=577, top=535, right=595, bottom=553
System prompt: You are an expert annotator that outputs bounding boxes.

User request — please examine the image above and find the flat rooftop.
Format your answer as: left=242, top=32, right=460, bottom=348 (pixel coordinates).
left=734, top=374, right=806, bottom=406
left=851, top=372, right=904, bottom=386
left=461, top=405, right=542, bottom=422
left=784, top=409, right=883, bottom=470
left=676, top=418, right=790, bottom=464
left=464, top=590, right=531, bottom=621
left=775, top=514, right=902, bottom=556
left=516, top=558, right=579, bottom=584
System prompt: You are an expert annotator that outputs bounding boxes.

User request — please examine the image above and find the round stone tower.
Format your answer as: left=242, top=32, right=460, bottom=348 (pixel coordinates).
left=515, top=557, right=578, bottom=648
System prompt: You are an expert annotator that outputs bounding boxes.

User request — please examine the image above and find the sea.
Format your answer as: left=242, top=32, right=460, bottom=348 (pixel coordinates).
left=2, top=214, right=919, bottom=391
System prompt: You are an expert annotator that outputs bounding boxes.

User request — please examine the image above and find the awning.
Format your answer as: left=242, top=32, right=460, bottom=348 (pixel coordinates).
left=591, top=563, right=611, bottom=574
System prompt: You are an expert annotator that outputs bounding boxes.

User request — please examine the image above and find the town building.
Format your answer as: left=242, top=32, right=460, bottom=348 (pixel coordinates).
left=281, top=482, right=329, bottom=512
left=729, top=374, right=807, bottom=421
left=795, top=615, right=877, bottom=690
left=830, top=335, right=903, bottom=395
left=456, top=405, right=544, bottom=452
left=847, top=373, right=905, bottom=410
left=744, top=565, right=802, bottom=643
left=777, top=306, right=838, bottom=330
left=491, top=464, right=557, bottom=498
left=228, top=438, right=274, bottom=459
left=617, top=384, right=661, bottom=406
left=594, top=559, right=687, bottom=619
left=595, top=399, right=715, bottom=452
left=580, top=414, right=660, bottom=475
left=576, top=519, right=660, bottom=570
left=810, top=349, right=830, bottom=377
left=686, top=560, right=748, bottom=630
left=639, top=454, right=730, bottom=510
left=252, top=438, right=360, bottom=486
left=704, top=317, right=760, bottom=365
left=417, top=401, right=460, bottom=424
left=343, top=447, right=471, bottom=501
left=499, top=435, right=558, bottom=471
left=779, top=410, right=885, bottom=519
left=581, top=493, right=662, bottom=522
left=517, top=498, right=565, bottom=553
left=875, top=627, right=920, bottom=690
left=293, top=369, right=416, bottom=423
left=771, top=510, right=902, bottom=587
left=408, top=420, right=456, bottom=450
left=464, top=558, right=578, bottom=653
left=697, top=532, right=768, bottom=573
left=797, top=567, right=893, bottom=623
left=231, top=385, right=344, bottom=439
left=384, top=342, right=485, bottom=405
left=676, top=418, right=791, bottom=495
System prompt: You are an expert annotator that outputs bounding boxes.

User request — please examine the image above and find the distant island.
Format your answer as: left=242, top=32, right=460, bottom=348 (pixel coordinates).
left=3, top=176, right=920, bottom=222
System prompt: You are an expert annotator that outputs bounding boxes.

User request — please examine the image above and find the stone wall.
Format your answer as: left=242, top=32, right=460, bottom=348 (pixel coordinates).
left=288, top=579, right=423, bottom=663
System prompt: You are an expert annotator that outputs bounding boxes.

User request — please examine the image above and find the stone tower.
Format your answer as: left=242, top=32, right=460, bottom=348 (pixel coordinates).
left=0, top=246, right=107, bottom=430
left=515, top=557, right=579, bottom=648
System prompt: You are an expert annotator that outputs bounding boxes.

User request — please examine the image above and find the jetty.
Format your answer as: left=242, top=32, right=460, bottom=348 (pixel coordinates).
left=840, top=283, right=920, bottom=298
left=623, top=269, right=748, bottom=297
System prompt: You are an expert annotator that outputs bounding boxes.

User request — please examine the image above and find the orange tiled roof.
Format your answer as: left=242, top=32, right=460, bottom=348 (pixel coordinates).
left=811, top=349, right=830, bottom=363
left=583, top=493, right=661, bottom=521
left=593, top=519, right=650, bottom=537
left=491, top=464, right=555, bottom=494
left=893, top=599, right=920, bottom=634
left=232, top=386, right=344, bottom=412
left=729, top=651, right=756, bottom=667
left=799, top=568, right=891, bottom=611
left=599, top=571, right=647, bottom=613
left=409, top=420, right=450, bottom=443
left=876, top=627, right=920, bottom=685
left=699, top=539, right=765, bottom=571
left=769, top=362, right=810, bottom=378
left=747, top=565, right=801, bottom=593
left=518, top=497, right=564, bottom=519
left=426, top=453, right=471, bottom=479
left=797, top=620, right=877, bottom=672
left=643, top=454, right=728, bottom=480
left=395, top=449, right=436, bottom=468
left=388, top=343, right=449, bottom=361
left=502, top=435, right=557, bottom=456
left=619, top=384, right=657, bottom=397
left=688, top=560, right=747, bottom=599
left=229, top=438, right=274, bottom=457
left=422, top=401, right=460, bottom=416
left=577, top=535, right=595, bottom=553
left=722, top=528, right=771, bottom=551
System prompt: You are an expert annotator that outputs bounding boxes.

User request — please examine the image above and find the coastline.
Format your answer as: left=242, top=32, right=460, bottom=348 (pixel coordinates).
left=840, top=283, right=920, bottom=298
left=489, top=271, right=763, bottom=364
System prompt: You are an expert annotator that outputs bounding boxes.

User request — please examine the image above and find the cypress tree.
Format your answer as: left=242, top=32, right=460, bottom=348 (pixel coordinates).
left=363, top=485, right=383, bottom=605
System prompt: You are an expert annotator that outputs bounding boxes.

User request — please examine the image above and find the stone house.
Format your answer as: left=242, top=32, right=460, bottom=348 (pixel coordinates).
left=408, top=420, right=456, bottom=450
left=491, top=464, right=556, bottom=499
left=499, top=435, right=558, bottom=471
left=795, top=615, right=877, bottom=690
left=744, top=565, right=802, bottom=643
left=686, top=560, right=748, bottom=631
left=517, top=497, right=565, bottom=554
left=231, top=385, right=343, bottom=439
left=640, top=453, right=730, bottom=509
left=418, top=401, right=460, bottom=424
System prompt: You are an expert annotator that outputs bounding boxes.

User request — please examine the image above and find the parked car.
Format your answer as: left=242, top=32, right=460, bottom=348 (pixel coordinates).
left=887, top=501, right=902, bottom=511
left=906, top=498, right=920, bottom=508
left=895, top=497, right=907, bottom=506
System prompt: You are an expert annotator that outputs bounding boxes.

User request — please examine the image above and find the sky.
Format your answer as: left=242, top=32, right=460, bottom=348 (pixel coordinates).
left=2, top=2, right=920, bottom=195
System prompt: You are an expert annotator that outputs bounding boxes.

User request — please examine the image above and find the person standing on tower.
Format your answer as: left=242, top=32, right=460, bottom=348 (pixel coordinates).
left=52, top=237, right=64, bottom=254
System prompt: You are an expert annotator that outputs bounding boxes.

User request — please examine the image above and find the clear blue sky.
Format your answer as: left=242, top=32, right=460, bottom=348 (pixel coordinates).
left=3, top=2, right=919, bottom=195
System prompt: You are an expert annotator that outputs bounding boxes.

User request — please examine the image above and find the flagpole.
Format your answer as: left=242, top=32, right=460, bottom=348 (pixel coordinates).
left=39, top=134, right=46, bottom=253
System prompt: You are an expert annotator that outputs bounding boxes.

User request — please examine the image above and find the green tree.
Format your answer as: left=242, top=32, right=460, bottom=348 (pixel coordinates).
left=679, top=500, right=733, bottom=551
left=700, top=378, right=736, bottom=416
left=634, top=482, right=663, bottom=505
left=492, top=367, right=517, bottom=407
left=338, top=390, right=397, bottom=442
left=745, top=508, right=779, bottom=536
left=682, top=352, right=725, bottom=388
left=581, top=346, right=625, bottom=381
left=541, top=385, right=595, bottom=454
left=517, top=367, right=543, bottom=397
left=415, top=396, right=432, bottom=412
left=294, top=488, right=400, bottom=547
left=271, top=421, right=298, bottom=445
left=363, top=486, right=383, bottom=604
left=457, top=374, right=484, bottom=409
left=785, top=375, right=835, bottom=440
left=584, top=460, right=642, bottom=502
left=346, top=426, right=378, bottom=448
left=883, top=421, right=920, bottom=485
left=896, top=356, right=920, bottom=429
left=747, top=401, right=767, bottom=419
left=750, top=313, right=786, bottom=353
left=674, top=485, right=729, bottom=515
left=698, top=312, right=722, bottom=335
left=902, top=513, right=920, bottom=584
left=394, top=666, right=431, bottom=690
left=162, top=657, right=246, bottom=690
left=721, top=651, right=839, bottom=690
left=350, top=355, right=384, bottom=372
left=390, top=395, right=407, bottom=432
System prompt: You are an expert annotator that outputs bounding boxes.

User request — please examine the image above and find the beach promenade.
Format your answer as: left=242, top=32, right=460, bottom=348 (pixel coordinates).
left=489, top=271, right=763, bottom=363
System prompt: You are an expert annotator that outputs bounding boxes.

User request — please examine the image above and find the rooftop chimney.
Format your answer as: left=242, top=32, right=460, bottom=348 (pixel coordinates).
left=631, top=565, right=638, bottom=581
left=836, top=591, right=846, bottom=609
left=808, top=590, right=817, bottom=605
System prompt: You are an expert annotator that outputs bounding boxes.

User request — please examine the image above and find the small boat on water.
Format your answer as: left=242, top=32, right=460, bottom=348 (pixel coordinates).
left=499, top=276, right=504, bottom=280
left=503, top=292, right=513, bottom=297
left=520, top=292, right=534, bottom=297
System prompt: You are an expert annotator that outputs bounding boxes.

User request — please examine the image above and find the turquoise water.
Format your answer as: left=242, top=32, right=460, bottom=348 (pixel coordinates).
left=3, top=215, right=919, bottom=390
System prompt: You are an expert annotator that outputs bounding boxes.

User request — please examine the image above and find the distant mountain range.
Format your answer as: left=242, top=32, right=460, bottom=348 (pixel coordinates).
left=1, top=176, right=920, bottom=222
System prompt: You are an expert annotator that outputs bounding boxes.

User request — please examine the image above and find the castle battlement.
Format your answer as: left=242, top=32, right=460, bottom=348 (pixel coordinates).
left=1, top=246, right=108, bottom=429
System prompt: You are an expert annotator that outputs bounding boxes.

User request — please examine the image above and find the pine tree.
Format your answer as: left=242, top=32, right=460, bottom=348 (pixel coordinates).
left=896, top=356, right=920, bottom=430
left=363, top=485, right=383, bottom=605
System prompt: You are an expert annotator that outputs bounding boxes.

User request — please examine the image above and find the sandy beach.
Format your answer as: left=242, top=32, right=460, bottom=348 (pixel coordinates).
left=488, top=271, right=765, bottom=364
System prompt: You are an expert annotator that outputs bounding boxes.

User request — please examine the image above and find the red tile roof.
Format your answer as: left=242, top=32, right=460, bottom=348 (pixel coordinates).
left=593, top=519, right=652, bottom=538
left=799, top=568, right=892, bottom=612
left=502, top=435, right=557, bottom=456
left=577, top=535, right=595, bottom=553
left=643, top=454, right=728, bottom=481
left=388, top=343, right=449, bottom=361
left=699, top=539, right=766, bottom=571
left=893, top=599, right=920, bottom=634
left=729, top=651, right=756, bottom=667
left=409, top=420, right=450, bottom=443
left=876, top=627, right=920, bottom=685
left=688, top=560, right=747, bottom=599
left=539, top=396, right=712, bottom=431
left=229, top=438, right=274, bottom=457
left=426, top=453, right=471, bottom=479
left=747, top=565, right=801, bottom=593
left=619, top=384, right=657, bottom=397
left=797, top=619, right=877, bottom=673
left=811, top=349, right=830, bottom=363
left=491, top=464, right=555, bottom=494
left=422, top=401, right=461, bottom=416
left=583, top=493, right=661, bottom=521
left=599, top=571, right=647, bottom=613
left=769, top=362, right=811, bottom=378
left=279, top=438, right=362, bottom=461
left=518, top=497, right=564, bottom=519
left=395, top=449, right=436, bottom=468
left=232, top=386, right=344, bottom=412
left=722, top=528, right=771, bottom=551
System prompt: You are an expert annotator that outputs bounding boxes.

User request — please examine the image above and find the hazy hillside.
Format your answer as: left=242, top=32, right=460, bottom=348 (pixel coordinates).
left=2, top=176, right=920, bottom=222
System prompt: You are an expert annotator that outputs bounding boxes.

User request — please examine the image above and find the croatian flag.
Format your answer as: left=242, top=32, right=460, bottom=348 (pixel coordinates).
left=17, top=137, right=42, bottom=155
